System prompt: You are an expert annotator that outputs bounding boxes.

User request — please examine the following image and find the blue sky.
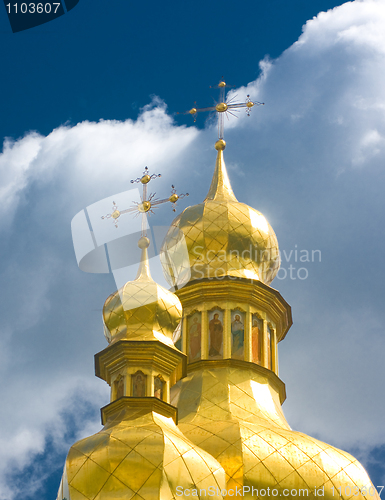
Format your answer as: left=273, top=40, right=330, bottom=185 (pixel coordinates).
left=1, top=0, right=385, bottom=498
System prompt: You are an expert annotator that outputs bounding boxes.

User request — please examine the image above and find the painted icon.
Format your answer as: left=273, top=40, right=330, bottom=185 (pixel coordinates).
left=115, top=376, right=125, bottom=399
left=231, top=310, right=245, bottom=360
left=267, top=324, right=272, bottom=369
left=132, top=371, right=146, bottom=397
left=252, top=314, right=263, bottom=364
left=188, top=312, right=202, bottom=362
left=208, top=309, right=223, bottom=358
left=154, top=376, right=164, bottom=400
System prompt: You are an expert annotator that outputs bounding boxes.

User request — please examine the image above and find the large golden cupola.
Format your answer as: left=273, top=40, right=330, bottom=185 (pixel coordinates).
left=160, top=139, right=280, bottom=288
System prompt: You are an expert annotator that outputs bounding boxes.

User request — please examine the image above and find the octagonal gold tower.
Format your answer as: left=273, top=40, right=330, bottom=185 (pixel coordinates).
left=164, top=141, right=380, bottom=500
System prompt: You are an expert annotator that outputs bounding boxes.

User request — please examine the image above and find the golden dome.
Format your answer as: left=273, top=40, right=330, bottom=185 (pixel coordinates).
left=172, top=365, right=380, bottom=500
left=160, top=144, right=280, bottom=288
left=57, top=404, right=225, bottom=500
left=103, top=237, right=182, bottom=347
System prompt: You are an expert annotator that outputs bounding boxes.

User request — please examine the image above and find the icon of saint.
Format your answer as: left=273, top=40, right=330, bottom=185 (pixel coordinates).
left=116, top=376, right=124, bottom=399
left=252, top=317, right=261, bottom=363
left=154, top=376, right=163, bottom=400
left=231, top=314, right=244, bottom=358
left=209, top=312, right=223, bottom=357
left=132, top=371, right=146, bottom=397
left=189, top=315, right=201, bottom=361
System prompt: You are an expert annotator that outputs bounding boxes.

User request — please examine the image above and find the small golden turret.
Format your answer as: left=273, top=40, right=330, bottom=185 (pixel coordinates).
left=56, top=236, right=226, bottom=500
left=102, top=236, right=183, bottom=348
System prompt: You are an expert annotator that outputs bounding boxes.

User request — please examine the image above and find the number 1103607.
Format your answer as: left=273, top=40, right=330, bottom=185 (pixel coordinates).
left=6, top=3, right=61, bottom=14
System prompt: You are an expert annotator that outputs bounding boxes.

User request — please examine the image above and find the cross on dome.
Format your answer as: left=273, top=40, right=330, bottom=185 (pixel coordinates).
left=101, top=166, right=189, bottom=234
left=178, top=79, right=264, bottom=140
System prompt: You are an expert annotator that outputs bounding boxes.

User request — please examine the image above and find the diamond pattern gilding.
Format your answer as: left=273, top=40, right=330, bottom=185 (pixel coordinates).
left=326, top=447, right=354, bottom=469
left=89, top=436, right=132, bottom=474
left=113, top=449, right=157, bottom=491
left=230, top=403, right=256, bottom=421
left=198, top=404, right=232, bottom=422
left=242, top=445, right=262, bottom=474
left=344, top=462, right=368, bottom=487
left=262, top=451, right=295, bottom=483
left=296, top=460, right=327, bottom=489
left=216, top=443, right=243, bottom=478
left=201, top=421, right=237, bottom=441
left=66, top=448, right=88, bottom=483
left=161, top=194, right=280, bottom=287
left=199, top=435, right=234, bottom=459
left=68, top=485, right=90, bottom=500
left=93, top=476, right=135, bottom=500
left=73, top=433, right=111, bottom=459
left=134, top=434, right=164, bottom=468
left=164, top=431, right=193, bottom=457
left=182, top=448, right=213, bottom=484
left=277, top=442, right=313, bottom=470
left=245, top=461, right=278, bottom=488
left=70, top=458, right=111, bottom=499
left=310, top=451, right=341, bottom=479
left=137, top=468, right=163, bottom=500
left=243, top=434, right=276, bottom=461
left=162, top=436, right=184, bottom=467
left=203, top=383, right=228, bottom=406
left=103, top=271, right=182, bottom=344
left=288, top=435, right=324, bottom=459
left=278, top=470, right=311, bottom=491
left=163, top=457, right=193, bottom=494
left=257, top=429, right=289, bottom=452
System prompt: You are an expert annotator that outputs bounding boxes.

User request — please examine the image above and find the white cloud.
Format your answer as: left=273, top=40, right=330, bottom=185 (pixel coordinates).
left=0, top=132, right=43, bottom=216
left=1, top=1, right=385, bottom=497
left=0, top=98, right=199, bottom=229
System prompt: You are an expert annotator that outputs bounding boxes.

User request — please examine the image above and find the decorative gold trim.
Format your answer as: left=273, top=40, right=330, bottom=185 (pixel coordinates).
left=100, top=397, right=178, bottom=425
left=207, top=305, right=225, bottom=313
left=230, top=305, right=247, bottom=313
left=95, top=340, right=187, bottom=387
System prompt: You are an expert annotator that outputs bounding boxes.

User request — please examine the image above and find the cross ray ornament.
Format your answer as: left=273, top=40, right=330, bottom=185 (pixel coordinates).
left=178, top=79, right=264, bottom=140
left=101, top=166, right=188, bottom=235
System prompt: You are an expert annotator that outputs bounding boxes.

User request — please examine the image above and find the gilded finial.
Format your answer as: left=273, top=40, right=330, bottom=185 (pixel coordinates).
left=215, top=139, right=226, bottom=151
left=135, top=236, right=152, bottom=281
left=205, top=142, right=237, bottom=202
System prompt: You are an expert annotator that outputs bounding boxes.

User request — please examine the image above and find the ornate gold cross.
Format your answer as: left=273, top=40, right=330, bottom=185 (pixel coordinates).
left=179, top=79, right=264, bottom=140
left=101, top=166, right=188, bottom=234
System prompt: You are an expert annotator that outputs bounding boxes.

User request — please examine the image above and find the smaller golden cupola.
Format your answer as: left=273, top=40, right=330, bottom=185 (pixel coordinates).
left=98, top=236, right=185, bottom=404
left=103, top=236, right=183, bottom=348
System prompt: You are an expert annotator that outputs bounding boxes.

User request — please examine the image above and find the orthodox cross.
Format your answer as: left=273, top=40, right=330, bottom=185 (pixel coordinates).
left=101, top=166, right=188, bottom=235
left=178, top=79, right=264, bottom=140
